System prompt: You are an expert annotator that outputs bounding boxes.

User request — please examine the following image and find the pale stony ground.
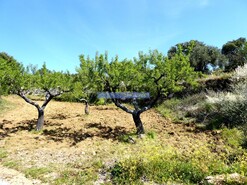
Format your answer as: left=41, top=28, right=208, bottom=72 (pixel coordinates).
left=0, top=165, right=47, bottom=185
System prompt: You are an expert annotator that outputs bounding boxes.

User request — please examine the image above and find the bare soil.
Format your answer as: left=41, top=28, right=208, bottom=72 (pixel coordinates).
left=0, top=95, right=219, bottom=184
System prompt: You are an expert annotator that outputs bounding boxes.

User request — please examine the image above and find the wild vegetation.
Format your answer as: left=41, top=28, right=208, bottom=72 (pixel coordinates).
left=1, top=37, right=247, bottom=184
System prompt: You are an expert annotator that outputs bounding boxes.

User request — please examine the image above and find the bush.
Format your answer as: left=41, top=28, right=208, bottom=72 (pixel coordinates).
left=206, top=64, right=247, bottom=133
left=110, top=143, right=247, bottom=184
left=110, top=146, right=211, bottom=184
left=206, top=92, right=247, bottom=129
left=156, top=93, right=208, bottom=123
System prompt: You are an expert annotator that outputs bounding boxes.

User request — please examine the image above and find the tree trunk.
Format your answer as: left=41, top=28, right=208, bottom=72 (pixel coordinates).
left=36, top=109, right=44, bottom=131
left=132, top=112, right=145, bottom=135
left=85, top=102, right=89, bottom=115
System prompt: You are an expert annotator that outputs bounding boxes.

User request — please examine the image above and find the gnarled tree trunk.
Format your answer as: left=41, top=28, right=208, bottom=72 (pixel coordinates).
left=132, top=112, right=145, bottom=135
left=18, top=90, right=65, bottom=131
left=79, top=98, right=89, bottom=115
left=36, top=108, right=44, bottom=131
left=85, top=102, right=89, bottom=115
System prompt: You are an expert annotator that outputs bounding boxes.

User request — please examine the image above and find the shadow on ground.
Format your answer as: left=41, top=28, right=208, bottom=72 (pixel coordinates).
left=0, top=119, right=128, bottom=145
left=42, top=122, right=127, bottom=146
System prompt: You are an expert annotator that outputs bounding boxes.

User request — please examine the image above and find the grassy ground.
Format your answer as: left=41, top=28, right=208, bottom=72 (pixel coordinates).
left=0, top=95, right=247, bottom=184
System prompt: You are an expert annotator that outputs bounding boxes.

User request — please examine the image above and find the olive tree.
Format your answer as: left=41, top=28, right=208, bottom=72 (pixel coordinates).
left=168, top=40, right=227, bottom=73
left=222, top=37, right=247, bottom=71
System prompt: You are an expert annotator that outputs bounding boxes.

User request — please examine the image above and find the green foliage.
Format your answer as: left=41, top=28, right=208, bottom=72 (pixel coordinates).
left=221, top=128, right=245, bottom=148
left=54, top=169, right=96, bottom=185
left=95, top=98, right=105, bottom=105
left=76, top=49, right=198, bottom=108
left=168, top=40, right=227, bottom=73
left=146, top=130, right=157, bottom=139
left=0, top=52, right=24, bottom=95
left=164, top=45, right=198, bottom=93
left=222, top=37, right=247, bottom=71
left=75, top=52, right=108, bottom=102
left=0, top=52, right=73, bottom=97
left=31, top=63, right=73, bottom=92
left=110, top=143, right=247, bottom=184
left=53, top=163, right=100, bottom=185
left=24, top=167, right=52, bottom=182
left=3, top=161, right=20, bottom=168
left=0, top=148, right=8, bottom=158
left=156, top=93, right=206, bottom=123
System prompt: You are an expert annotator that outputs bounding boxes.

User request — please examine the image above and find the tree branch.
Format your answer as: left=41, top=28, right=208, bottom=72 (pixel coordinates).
left=139, top=74, right=165, bottom=113
left=153, top=73, right=165, bottom=85
left=114, top=100, right=134, bottom=114
left=105, top=80, right=134, bottom=114
left=42, top=89, right=68, bottom=109
left=140, top=88, right=161, bottom=113
left=17, top=91, right=40, bottom=110
left=79, top=98, right=88, bottom=103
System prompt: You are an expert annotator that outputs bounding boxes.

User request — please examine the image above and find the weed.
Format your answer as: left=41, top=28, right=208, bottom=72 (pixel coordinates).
left=110, top=142, right=247, bottom=184
left=53, top=168, right=98, bottom=185
left=3, top=161, right=19, bottom=168
left=221, top=128, right=244, bottom=148
left=24, top=167, right=52, bottom=180
left=0, top=148, right=8, bottom=159
left=118, top=132, right=136, bottom=143
left=146, top=130, right=156, bottom=139
left=0, top=98, right=13, bottom=115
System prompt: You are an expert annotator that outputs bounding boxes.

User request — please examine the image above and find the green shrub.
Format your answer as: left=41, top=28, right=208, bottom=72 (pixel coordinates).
left=110, top=142, right=247, bottom=184
left=95, top=98, right=105, bottom=105
left=221, top=128, right=245, bottom=148
left=111, top=146, right=207, bottom=184
left=205, top=64, right=247, bottom=131
left=156, top=93, right=208, bottom=123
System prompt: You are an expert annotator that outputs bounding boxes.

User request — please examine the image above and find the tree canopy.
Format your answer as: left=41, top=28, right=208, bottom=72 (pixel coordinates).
left=75, top=47, right=198, bottom=134
left=0, top=52, right=24, bottom=95
left=222, top=37, right=247, bottom=71
left=168, top=40, right=227, bottom=73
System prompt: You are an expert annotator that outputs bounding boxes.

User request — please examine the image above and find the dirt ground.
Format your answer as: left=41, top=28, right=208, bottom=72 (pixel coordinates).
left=0, top=95, right=218, bottom=184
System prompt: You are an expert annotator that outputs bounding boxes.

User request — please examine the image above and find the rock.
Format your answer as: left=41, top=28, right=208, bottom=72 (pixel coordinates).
left=205, top=173, right=244, bottom=184
left=127, top=136, right=136, bottom=144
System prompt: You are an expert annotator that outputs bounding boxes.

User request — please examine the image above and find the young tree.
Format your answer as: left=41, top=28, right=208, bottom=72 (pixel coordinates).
left=18, top=64, right=72, bottom=130
left=2, top=59, right=72, bottom=131
left=78, top=48, right=198, bottom=135
left=76, top=52, right=108, bottom=112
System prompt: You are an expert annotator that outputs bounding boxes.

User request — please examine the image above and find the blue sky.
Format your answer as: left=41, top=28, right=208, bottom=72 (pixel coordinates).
left=0, top=0, right=247, bottom=73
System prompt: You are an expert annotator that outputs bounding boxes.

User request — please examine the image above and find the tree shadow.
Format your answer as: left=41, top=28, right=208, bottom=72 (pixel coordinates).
left=0, top=119, right=36, bottom=139
left=0, top=119, right=129, bottom=145
left=49, top=113, right=69, bottom=120
left=86, top=122, right=127, bottom=139
left=0, top=119, right=63, bottom=140
left=42, top=122, right=128, bottom=146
